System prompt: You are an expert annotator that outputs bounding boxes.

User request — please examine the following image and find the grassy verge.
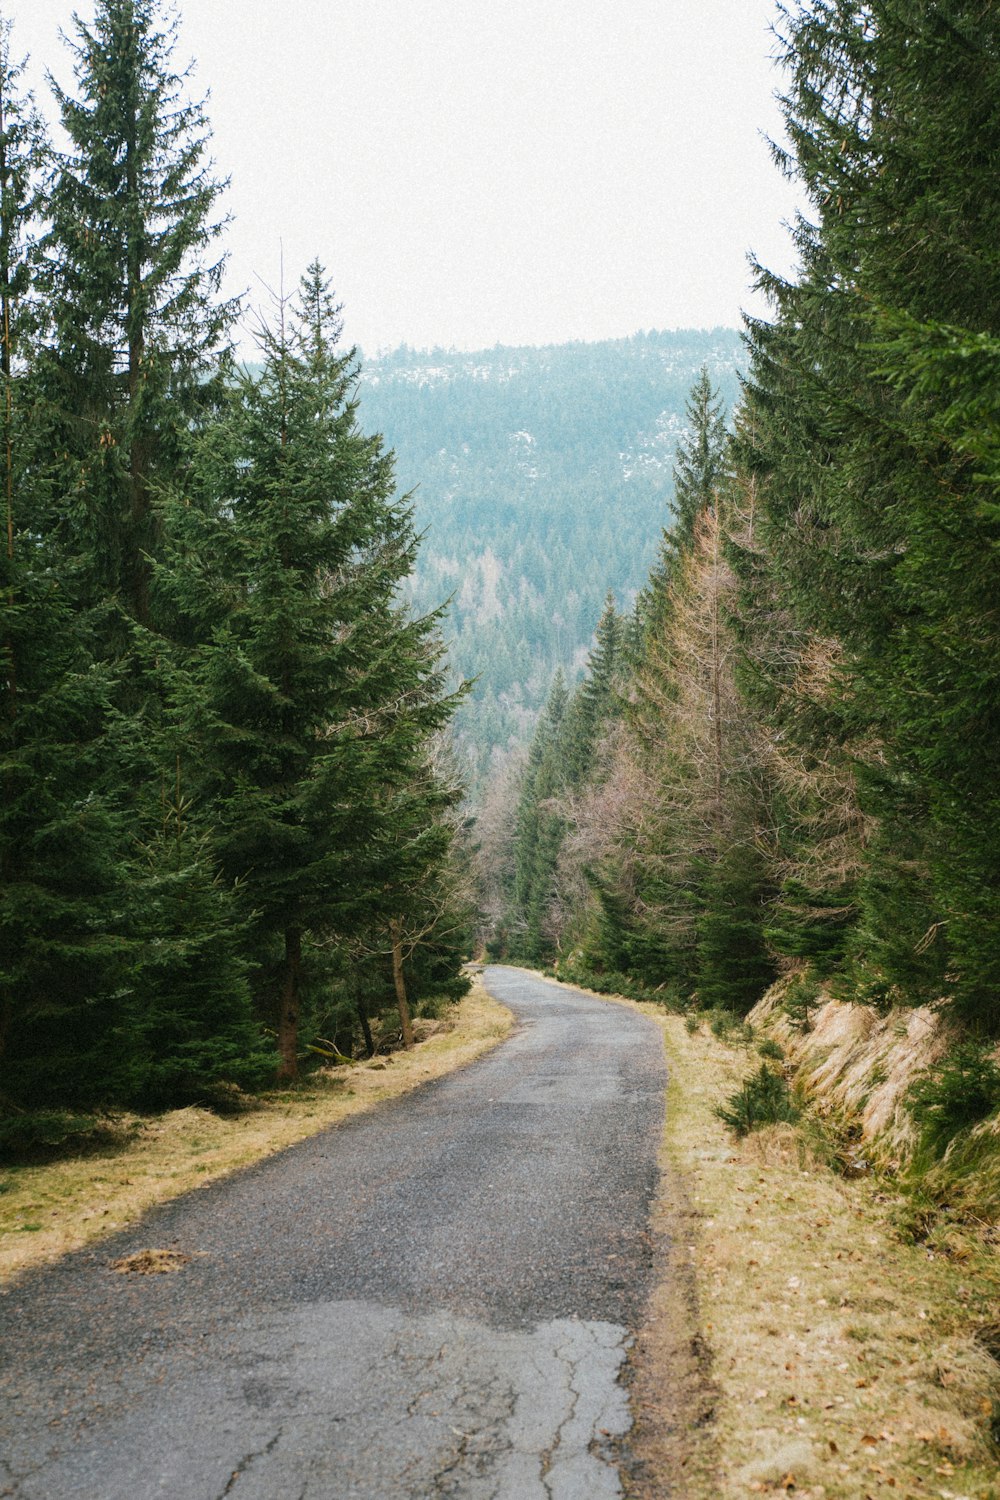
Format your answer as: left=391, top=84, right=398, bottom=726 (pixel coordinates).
left=529, top=971, right=1000, bottom=1499
left=0, top=979, right=512, bottom=1285
left=639, top=1011, right=1000, bottom=1500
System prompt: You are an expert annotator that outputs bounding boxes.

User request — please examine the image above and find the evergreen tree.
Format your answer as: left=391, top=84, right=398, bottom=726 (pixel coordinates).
left=0, top=20, right=46, bottom=565
left=562, top=592, right=623, bottom=785
left=639, top=367, right=728, bottom=640
left=163, top=263, right=455, bottom=1079
left=0, top=583, right=130, bottom=1105
left=670, top=366, right=728, bottom=553
left=38, top=0, right=234, bottom=626
left=510, top=670, right=568, bottom=960
left=737, top=0, right=1000, bottom=1026
left=0, top=30, right=131, bottom=1107
left=124, top=796, right=271, bottom=1105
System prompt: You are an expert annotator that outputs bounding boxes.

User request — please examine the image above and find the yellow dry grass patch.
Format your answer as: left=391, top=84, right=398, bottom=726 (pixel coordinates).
left=641, top=1012, right=1000, bottom=1500
left=749, top=981, right=952, bottom=1162
left=0, top=980, right=512, bottom=1285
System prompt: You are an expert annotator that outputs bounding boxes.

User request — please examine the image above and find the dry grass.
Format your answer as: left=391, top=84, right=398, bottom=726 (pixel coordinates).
left=634, top=1009, right=1000, bottom=1500
left=749, top=981, right=951, bottom=1162
left=0, top=979, right=512, bottom=1285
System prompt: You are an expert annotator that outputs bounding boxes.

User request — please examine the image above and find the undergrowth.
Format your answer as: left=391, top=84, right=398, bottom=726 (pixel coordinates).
left=0, top=1111, right=142, bottom=1166
left=715, top=1063, right=800, bottom=1137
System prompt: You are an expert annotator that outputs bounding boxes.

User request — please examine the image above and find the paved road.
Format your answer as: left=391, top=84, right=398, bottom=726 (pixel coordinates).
left=0, top=966, right=667, bottom=1500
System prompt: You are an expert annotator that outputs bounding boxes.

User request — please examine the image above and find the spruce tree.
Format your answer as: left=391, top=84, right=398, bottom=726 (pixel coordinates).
left=0, top=29, right=131, bottom=1107
left=562, top=592, right=623, bottom=786
left=510, top=670, right=568, bottom=960
left=737, top=0, right=1000, bottom=1026
left=162, top=263, right=454, bottom=1079
left=38, top=0, right=234, bottom=625
left=639, top=368, right=728, bottom=640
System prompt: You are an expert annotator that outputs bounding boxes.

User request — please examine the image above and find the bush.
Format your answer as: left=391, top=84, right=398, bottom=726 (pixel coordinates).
left=709, top=1008, right=737, bottom=1040
left=784, top=971, right=821, bottom=1031
left=0, top=1111, right=140, bottom=1165
left=716, top=1063, right=800, bottom=1137
left=758, top=1037, right=785, bottom=1061
left=684, top=1013, right=700, bottom=1034
left=908, top=1043, right=1000, bottom=1157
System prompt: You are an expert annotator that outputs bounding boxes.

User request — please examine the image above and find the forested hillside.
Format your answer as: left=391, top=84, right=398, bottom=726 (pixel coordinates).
left=357, top=332, right=742, bottom=780
left=486, top=0, right=1000, bottom=1209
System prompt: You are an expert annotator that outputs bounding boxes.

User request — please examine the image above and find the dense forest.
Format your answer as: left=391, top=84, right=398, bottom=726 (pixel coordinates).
left=0, top=0, right=472, bottom=1140
left=486, top=0, right=1000, bottom=1139
left=3, top=0, right=999, bottom=1186
left=357, top=332, right=742, bottom=784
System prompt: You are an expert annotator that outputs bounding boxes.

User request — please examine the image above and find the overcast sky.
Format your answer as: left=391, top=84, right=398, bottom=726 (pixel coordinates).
left=9, top=0, right=801, bottom=355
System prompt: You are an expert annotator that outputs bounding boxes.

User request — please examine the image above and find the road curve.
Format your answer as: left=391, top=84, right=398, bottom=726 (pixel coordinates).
left=0, top=966, right=667, bottom=1500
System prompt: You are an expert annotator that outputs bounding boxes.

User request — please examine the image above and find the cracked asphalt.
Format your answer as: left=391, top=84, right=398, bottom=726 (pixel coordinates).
left=0, top=966, right=667, bottom=1499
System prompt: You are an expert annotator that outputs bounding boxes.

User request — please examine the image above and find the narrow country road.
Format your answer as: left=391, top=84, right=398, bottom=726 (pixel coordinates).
left=0, top=967, right=667, bottom=1500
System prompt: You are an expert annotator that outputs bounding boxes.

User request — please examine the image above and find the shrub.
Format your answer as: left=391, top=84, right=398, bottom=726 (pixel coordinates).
left=908, top=1043, right=1000, bottom=1157
left=758, top=1037, right=785, bottom=1061
left=0, top=1111, right=140, bottom=1165
left=716, top=1064, right=800, bottom=1137
left=709, top=1008, right=737, bottom=1040
left=784, top=971, right=821, bottom=1031
left=684, top=1013, right=700, bottom=1035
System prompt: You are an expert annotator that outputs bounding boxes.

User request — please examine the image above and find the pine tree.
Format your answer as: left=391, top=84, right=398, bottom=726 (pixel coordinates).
left=0, top=29, right=131, bottom=1107
left=510, top=670, right=568, bottom=960
left=737, top=0, right=1000, bottom=1026
left=0, top=20, right=45, bottom=571
left=162, top=263, right=455, bottom=1079
left=0, top=582, right=130, bottom=1105
left=562, top=592, right=623, bottom=785
left=124, top=795, right=272, bottom=1105
left=639, top=368, right=728, bottom=640
left=670, top=366, right=728, bottom=553
left=38, top=0, right=234, bottom=626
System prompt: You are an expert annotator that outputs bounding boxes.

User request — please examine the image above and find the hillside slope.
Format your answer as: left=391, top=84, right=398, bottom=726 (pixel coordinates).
left=357, top=330, right=743, bottom=780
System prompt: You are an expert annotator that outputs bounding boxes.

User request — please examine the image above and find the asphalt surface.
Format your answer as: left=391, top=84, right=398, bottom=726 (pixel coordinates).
left=0, top=965, right=668, bottom=1499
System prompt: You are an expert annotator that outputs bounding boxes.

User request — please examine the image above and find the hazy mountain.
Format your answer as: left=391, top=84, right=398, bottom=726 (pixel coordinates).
left=356, top=329, right=744, bottom=783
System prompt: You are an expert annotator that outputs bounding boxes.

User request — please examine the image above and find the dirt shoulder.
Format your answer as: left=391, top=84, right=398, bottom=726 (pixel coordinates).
left=0, top=979, right=512, bottom=1285
left=530, top=972, right=1000, bottom=1500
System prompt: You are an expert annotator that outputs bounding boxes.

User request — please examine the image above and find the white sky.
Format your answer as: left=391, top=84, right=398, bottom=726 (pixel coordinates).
left=8, top=0, right=801, bottom=354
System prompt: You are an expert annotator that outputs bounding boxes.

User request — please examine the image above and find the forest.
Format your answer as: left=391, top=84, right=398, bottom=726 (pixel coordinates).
left=357, top=331, right=742, bottom=784
left=0, top=0, right=472, bottom=1145
left=2, top=0, right=999, bottom=1194
left=483, top=1, right=1000, bottom=1175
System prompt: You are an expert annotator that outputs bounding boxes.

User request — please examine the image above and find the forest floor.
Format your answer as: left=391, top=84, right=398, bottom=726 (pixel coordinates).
left=612, top=995, right=1000, bottom=1500
left=0, top=981, right=513, bottom=1285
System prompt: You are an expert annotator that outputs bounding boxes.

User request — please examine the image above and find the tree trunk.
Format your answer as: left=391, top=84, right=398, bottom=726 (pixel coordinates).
left=277, top=926, right=302, bottom=1080
left=391, top=921, right=414, bottom=1049
left=356, top=996, right=375, bottom=1058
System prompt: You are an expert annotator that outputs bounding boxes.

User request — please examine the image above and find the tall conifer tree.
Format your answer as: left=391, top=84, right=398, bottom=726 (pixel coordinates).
left=38, top=0, right=234, bottom=625
left=162, top=264, right=455, bottom=1079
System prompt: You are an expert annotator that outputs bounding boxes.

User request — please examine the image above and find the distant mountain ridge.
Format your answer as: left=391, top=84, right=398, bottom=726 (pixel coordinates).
left=355, top=329, right=744, bottom=782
